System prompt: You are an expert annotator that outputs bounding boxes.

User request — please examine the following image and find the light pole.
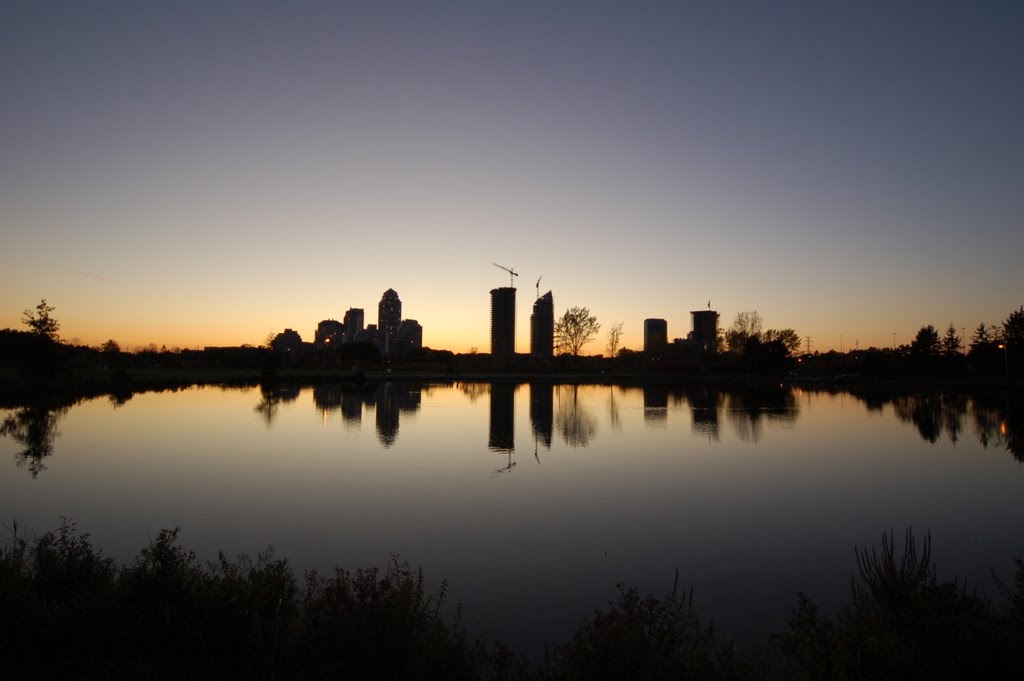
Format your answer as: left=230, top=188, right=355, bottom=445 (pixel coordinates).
left=998, top=343, right=1009, bottom=383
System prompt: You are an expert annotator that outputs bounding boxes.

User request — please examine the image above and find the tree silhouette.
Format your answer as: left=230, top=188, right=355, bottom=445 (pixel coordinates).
left=22, top=298, right=60, bottom=341
left=941, top=323, right=962, bottom=358
left=554, top=307, right=600, bottom=356
left=605, top=322, right=623, bottom=357
left=910, top=325, right=940, bottom=357
left=725, top=311, right=762, bottom=352
left=1003, top=306, right=1024, bottom=354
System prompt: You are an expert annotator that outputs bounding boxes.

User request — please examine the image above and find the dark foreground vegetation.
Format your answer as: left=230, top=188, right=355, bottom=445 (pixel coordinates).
left=2, top=522, right=1022, bottom=680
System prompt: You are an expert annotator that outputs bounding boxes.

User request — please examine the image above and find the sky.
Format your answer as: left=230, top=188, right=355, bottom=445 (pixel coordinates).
left=2, top=1, right=1022, bottom=354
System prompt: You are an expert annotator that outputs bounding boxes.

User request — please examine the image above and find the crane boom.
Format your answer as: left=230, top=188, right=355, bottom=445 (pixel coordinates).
left=492, top=262, right=519, bottom=287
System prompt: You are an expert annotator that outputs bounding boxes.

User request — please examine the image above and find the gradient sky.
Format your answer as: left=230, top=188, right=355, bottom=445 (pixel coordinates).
left=2, top=1, right=1022, bottom=354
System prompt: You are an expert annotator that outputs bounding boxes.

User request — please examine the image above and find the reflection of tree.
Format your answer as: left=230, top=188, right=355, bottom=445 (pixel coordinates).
left=724, top=384, right=799, bottom=443
left=253, top=383, right=300, bottom=427
left=556, top=384, right=597, bottom=448
left=1, top=405, right=68, bottom=478
left=608, top=386, right=623, bottom=432
left=457, top=381, right=489, bottom=403
left=891, top=394, right=967, bottom=445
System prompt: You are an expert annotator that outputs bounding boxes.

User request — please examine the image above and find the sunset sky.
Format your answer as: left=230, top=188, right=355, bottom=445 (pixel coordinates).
left=2, top=1, right=1021, bottom=354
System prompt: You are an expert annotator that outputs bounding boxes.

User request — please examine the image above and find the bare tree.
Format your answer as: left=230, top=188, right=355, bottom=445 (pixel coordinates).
left=606, top=322, right=624, bottom=357
left=725, top=311, right=762, bottom=352
left=22, top=298, right=60, bottom=341
left=554, top=307, right=601, bottom=356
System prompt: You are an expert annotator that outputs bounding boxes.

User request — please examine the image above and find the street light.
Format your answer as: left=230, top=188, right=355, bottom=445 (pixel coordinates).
left=998, top=343, right=1009, bottom=383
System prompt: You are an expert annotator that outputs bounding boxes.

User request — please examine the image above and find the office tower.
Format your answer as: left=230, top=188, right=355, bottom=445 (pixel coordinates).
left=314, top=319, right=344, bottom=348
left=396, top=319, right=423, bottom=352
left=644, top=318, right=668, bottom=353
left=530, top=291, right=554, bottom=357
left=690, top=309, right=719, bottom=354
left=490, top=287, right=516, bottom=356
left=343, top=308, right=364, bottom=343
left=378, top=289, right=402, bottom=355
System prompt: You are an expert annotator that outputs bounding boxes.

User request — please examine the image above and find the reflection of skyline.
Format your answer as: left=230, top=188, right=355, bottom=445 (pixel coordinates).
left=643, top=385, right=668, bottom=426
left=529, top=382, right=553, bottom=450
left=685, top=385, right=724, bottom=442
left=489, top=382, right=515, bottom=452
left=311, top=382, right=422, bottom=447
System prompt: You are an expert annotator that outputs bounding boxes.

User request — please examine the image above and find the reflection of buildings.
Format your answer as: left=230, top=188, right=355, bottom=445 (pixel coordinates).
left=530, top=292, right=554, bottom=357
left=490, top=287, right=517, bottom=356
left=489, top=382, right=516, bottom=451
left=685, top=385, right=722, bottom=441
left=374, top=383, right=422, bottom=447
left=643, top=385, right=669, bottom=425
left=378, top=289, right=403, bottom=355
left=644, top=319, right=667, bottom=353
left=530, top=382, right=554, bottom=449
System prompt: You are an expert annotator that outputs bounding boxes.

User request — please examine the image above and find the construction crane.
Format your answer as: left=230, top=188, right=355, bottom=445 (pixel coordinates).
left=536, top=276, right=542, bottom=300
left=493, top=262, right=519, bottom=288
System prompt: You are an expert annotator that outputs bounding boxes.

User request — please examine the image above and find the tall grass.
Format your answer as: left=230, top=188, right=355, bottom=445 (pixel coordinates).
left=2, top=522, right=1022, bottom=680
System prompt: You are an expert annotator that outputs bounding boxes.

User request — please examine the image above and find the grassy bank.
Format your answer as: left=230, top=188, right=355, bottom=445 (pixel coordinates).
left=1, top=521, right=1021, bottom=680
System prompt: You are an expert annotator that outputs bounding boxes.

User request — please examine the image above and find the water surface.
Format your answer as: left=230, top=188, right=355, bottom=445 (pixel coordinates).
left=2, top=382, right=1022, bottom=657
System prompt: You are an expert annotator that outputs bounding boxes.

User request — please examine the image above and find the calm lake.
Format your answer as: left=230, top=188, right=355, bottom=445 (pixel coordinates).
left=2, top=381, right=1022, bottom=657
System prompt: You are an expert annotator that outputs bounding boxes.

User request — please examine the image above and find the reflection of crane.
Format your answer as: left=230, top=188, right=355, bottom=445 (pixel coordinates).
left=493, top=262, right=519, bottom=287
left=536, top=276, right=542, bottom=300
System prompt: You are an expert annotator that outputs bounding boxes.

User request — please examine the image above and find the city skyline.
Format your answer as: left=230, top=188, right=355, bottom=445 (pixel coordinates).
left=2, top=2, right=1022, bottom=353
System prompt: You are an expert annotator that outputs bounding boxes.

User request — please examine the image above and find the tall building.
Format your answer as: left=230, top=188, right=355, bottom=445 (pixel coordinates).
left=644, top=318, right=668, bottom=353
left=314, top=319, right=344, bottom=348
left=343, top=308, right=364, bottom=343
left=378, top=289, right=402, bottom=355
left=396, top=319, right=423, bottom=352
left=690, top=310, right=719, bottom=354
left=530, top=291, right=554, bottom=357
left=490, top=287, right=516, bottom=356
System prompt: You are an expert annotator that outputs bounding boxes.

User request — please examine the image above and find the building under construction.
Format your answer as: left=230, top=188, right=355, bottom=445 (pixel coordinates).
left=531, top=291, right=554, bottom=357
left=490, top=287, right=516, bottom=356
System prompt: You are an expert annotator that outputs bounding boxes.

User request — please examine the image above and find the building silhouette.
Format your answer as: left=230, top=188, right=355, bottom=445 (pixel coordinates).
left=314, top=319, right=344, bottom=348
left=530, top=291, right=554, bottom=357
left=689, top=309, right=719, bottom=354
left=490, top=287, right=517, bottom=356
left=378, top=289, right=402, bottom=355
left=343, top=308, right=364, bottom=343
left=644, top=318, right=668, bottom=353
left=396, top=319, right=423, bottom=352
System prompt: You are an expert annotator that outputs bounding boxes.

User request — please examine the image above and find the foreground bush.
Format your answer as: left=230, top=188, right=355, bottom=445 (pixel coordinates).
left=2, top=521, right=1023, bottom=680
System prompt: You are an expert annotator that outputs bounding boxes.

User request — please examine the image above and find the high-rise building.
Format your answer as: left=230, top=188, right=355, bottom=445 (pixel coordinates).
left=690, top=310, right=719, bottom=354
left=530, top=291, right=554, bottom=357
left=396, top=319, right=423, bottom=352
left=378, top=289, right=402, bottom=355
left=644, top=318, right=668, bottom=353
left=490, top=287, right=516, bottom=356
left=343, top=308, right=364, bottom=343
left=314, top=319, right=345, bottom=348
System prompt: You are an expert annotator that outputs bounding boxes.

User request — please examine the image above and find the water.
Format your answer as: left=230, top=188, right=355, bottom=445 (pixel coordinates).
left=2, top=381, right=1022, bottom=658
